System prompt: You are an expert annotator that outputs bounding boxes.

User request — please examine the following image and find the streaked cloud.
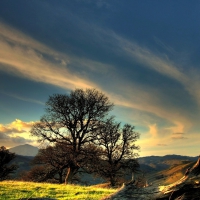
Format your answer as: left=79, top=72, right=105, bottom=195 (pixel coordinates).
left=0, top=21, right=105, bottom=91
left=1, top=91, right=45, bottom=105
left=117, top=36, right=187, bottom=84
left=0, top=21, right=196, bottom=130
left=0, top=8, right=200, bottom=157
left=110, top=31, right=200, bottom=108
left=171, top=132, right=188, bottom=140
left=157, top=144, right=168, bottom=146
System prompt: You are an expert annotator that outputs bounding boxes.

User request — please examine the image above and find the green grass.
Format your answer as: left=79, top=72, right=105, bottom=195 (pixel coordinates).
left=0, top=181, right=116, bottom=200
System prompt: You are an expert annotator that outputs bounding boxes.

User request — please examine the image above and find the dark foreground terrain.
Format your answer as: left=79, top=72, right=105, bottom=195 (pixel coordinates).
left=103, top=157, right=200, bottom=200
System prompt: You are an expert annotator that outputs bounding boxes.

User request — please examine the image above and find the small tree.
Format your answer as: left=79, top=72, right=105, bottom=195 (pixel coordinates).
left=0, top=146, right=18, bottom=181
left=21, top=165, right=57, bottom=183
left=26, top=142, right=102, bottom=184
left=32, top=143, right=78, bottom=183
left=31, top=88, right=113, bottom=183
left=94, top=117, right=140, bottom=186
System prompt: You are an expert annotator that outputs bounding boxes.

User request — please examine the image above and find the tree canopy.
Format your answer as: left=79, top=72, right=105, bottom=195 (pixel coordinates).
left=93, top=117, right=140, bottom=186
left=31, top=88, right=140, bottom=185
left=31, top=88, right=113, bottom=183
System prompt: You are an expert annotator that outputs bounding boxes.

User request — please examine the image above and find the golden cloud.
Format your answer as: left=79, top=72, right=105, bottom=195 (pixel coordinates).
left=0, top=119, right=37, bottom=148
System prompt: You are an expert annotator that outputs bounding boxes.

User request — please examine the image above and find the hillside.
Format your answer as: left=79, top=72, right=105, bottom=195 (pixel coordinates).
left=138, top=154, right=197, bottom=173
left=8, top=145, right=198, bottom=186
left=146, top=160, right=195, bottom=186
left=10, top=155, right=34, bottom=179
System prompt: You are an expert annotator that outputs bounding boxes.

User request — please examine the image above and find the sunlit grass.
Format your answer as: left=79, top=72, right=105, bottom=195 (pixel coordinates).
left=0, top=181, right=117, bottom=200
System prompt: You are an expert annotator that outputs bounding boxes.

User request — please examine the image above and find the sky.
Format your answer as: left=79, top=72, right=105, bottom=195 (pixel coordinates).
left=0, top=0, right=200, bottom=157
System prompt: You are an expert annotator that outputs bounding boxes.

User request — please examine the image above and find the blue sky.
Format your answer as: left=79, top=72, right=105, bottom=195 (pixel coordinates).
left=0, top=0, right=200, bottom=156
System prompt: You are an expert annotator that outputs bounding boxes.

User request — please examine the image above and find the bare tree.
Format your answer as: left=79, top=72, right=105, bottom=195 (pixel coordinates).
left=94, top=117, right=140, bottom=186
left=32, top=143, right=72, bottom=183
left=0, top=146, right=18, bottom=181
left=31, top=88, right=113, bottom=183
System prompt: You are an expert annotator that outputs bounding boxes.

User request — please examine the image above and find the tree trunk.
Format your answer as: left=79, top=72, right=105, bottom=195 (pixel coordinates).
left=58, top=171, right=63, bottom=184
left=65, top=167, right=71, bottom=184
left=110, top=177, right=116, bottom=187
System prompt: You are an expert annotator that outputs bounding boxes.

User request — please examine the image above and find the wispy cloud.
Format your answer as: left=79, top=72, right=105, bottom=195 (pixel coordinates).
left=1, top=91, right=45, bottom=105
left=0, top=20, right=199, bottom=146
left=108, top=31, right=185, bottom=81
left=110, top=32, right=200, bottom=108
left=171, top=132, right=188, bottom=140
left=0, top=21, right=108, bottom=91
left=157, top=143, right=168, bottom=146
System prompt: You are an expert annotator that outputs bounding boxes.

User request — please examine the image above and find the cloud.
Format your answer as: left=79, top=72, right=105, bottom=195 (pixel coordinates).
left=1, top=92, right=45, bottom=105
left=0, top=124, right=24, bottom=134
left=0, top=21, right=194, bottom=122
left=166, top=122, right=185, bottom=135
left=148, top=123, right=158, bottom=137
left=110, top=32, right=184, bottom=80
left=0, top=132, right=9, bottom=139
left=157, top=144, right=168, bottom=147
left=172, top=132, right=185, bottom=136
left=0, top=19, right=198, bottom=149
left=78, top=27, right=196, bottom=135
left=110, top=31, right=200, bottom=108
left=171, top=132, right=188, bottom=140
left=0, top=21, right=106, bottom=91
left=0, top=119, right=35, bottom=138
left=171, top=136, right=188, bottom=140
left=108, top=87, right=192, bottom=137
left=11, top=136, right=32, bottom=144
left=9, top=119, right=34, bottom=131
left=0, top=119, right=37, bottom=148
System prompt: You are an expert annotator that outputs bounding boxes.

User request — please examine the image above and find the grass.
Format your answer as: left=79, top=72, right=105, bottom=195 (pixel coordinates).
left=0, top=181, right=117, bottom=200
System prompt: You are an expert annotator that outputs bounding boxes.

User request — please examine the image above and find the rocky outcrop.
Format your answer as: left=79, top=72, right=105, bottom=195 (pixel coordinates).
left=103, top=156, right=200, bottom=200
left=102, top=183, right=161, bottom=200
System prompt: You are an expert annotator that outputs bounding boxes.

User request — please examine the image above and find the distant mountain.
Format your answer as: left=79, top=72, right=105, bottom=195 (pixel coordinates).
left=9, top=144, right=39, bottom=157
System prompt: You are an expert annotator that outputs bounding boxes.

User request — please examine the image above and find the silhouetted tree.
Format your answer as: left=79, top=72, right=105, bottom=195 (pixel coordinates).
left=29, top=142, right=102, bottom=184
left=21, top=165, right=57, bottom=182
left=0, top=146, right=18, bottom=181
left=31, top=88, right=113, bottom=183
left=32, top=143, right=77, bottom=183
left=94, top=117, right=140, bottom=186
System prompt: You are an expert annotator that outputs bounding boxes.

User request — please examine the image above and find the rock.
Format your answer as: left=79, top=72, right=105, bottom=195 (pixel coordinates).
left=102, top=184, right=162, bottom=200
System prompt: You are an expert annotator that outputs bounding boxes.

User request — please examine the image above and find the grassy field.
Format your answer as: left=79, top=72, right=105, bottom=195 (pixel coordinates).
left=0, top=181, right=117, bottom=200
